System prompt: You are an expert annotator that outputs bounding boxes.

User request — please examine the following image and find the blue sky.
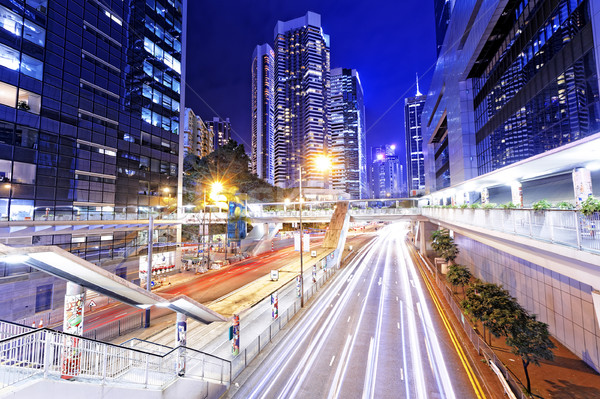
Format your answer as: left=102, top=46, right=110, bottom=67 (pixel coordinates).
left=185, top=0, right=437, bottom=166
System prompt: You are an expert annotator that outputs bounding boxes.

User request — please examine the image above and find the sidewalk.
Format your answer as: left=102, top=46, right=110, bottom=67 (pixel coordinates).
left=410, top=242, right=600, bottom=399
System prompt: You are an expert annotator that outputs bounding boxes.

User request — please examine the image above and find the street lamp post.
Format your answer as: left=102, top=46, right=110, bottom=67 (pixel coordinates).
left=299, top=165, right=304, bottom=308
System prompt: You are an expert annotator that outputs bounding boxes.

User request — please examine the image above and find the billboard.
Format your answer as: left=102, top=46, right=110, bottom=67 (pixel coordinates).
left=227, top=201, right=247, bottom=241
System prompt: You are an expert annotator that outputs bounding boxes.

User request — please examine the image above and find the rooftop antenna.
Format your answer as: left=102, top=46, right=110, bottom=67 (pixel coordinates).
left=416, top=73, right=422, bottom=96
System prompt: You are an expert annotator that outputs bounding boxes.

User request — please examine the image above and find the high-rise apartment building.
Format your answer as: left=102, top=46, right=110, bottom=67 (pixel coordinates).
left=0, top=0, right=186, bottom=321
left=207, top=117, right=231, bottom=149
left=330, top=68, right=367, bottom=199
left=251, top=43, right=274, bottom=184
left=273, top=11, right=330, bottom=189
left=422, top=0, right=600, bottom=193
left=370, top=145, right=401, bottom=198
left=405, top=78, right=426, bottom=196
left=183, top=108, right=213, bottom=158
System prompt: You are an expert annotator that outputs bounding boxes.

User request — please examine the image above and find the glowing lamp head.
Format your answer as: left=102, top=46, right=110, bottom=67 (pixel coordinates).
left=315, top=154, right=332, bottom=172
left=284, top=198, right=290, bottom=205
left=390, top=144, right=396, bottom=150
left=376, top=153, right=384, bottom=161
left=211, top=181, right=224, bottom=194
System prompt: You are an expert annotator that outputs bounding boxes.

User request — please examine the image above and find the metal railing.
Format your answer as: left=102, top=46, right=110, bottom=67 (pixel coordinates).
left=423, top=208, right=600, bottom=253
left=229, top=265, right=337, bottom=380
left=0, top=323, right=230, bottom=391
left=432, top=272, right=528, bottom=399
left=247, top=207, right=420, bottom=219
left=0, top=320, right=35, bottom=340
left=82, top=312, right=145, bottom=342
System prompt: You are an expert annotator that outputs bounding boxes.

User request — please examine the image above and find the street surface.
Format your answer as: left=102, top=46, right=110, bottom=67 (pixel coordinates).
left=231, top=223, right=481, bottom=399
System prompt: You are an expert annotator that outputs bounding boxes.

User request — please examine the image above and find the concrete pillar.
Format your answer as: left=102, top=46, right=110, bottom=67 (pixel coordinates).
left=176, top=313, right=187, bottom=376
left=573, top=168, right=593, bottom=207
left=61, top=282, right=85, bottom=379
left=511, top=182, right=523, bottom=207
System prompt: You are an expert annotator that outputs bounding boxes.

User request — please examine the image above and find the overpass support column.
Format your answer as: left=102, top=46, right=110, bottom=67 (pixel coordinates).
left=176, top=313, right=187, bottom=376
left=61, top=282, right=85, bottom=379
left=573, top=168, right=593, bottom=207
left=418, top=220, right=437, bottom=258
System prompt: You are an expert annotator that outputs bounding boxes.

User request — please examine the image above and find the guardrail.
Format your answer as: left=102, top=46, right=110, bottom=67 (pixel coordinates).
left=82, top=312, right=145, bottom=342
left=229, top=264, right=337, bottom=380
left=0, top=322, right=230, bottom=391
left=247, top=208, right=421, bottom=219
left=422, top=208, right=600, bottom=252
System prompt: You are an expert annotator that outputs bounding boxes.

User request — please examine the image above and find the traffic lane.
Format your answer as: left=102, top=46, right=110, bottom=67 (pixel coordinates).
left=230, top=235, right=380, bottom=399
left=394, top=230, right=478, bottom=398
left=235, top=234, right=386, bottom=398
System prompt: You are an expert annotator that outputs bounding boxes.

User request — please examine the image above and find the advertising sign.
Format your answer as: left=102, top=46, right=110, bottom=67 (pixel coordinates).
left=176, top=314, right=187, bottom=376
left=139, top=251, right=176, bottom=282
left=232, top=314, right=240, bottom=356
left=312, top=265, right=317, bottom=283
left=271, top=292, right=278, bottom=320
left=573, top=168, right=593, bottom=207
left=228, top=201, right=247, bottom=241
left=296, top=276, right=301, bottom=297
left=61, top=291, right=84, bottom=379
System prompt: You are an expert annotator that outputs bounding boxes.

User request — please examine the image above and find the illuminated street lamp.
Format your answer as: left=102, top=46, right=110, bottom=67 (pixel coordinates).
left=298, top=154, right=331, bottom=308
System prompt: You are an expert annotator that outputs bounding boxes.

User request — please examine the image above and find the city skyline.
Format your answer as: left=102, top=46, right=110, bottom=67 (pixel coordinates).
left=185, top=1, right=436, bottom=169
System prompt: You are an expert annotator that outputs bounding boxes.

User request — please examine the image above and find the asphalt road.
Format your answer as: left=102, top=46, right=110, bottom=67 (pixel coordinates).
left=230, top=223, right=481, bottom=399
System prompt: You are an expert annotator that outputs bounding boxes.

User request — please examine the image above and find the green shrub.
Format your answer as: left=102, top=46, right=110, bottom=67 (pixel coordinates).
left=581, top=196, right=600, bottom=216
left=501, top=202, right=518, bottom=209
left=555, top=201, right=574, bottom=210
left=532, top=199, right=552, bottom=211
left=469, top=203, right=481, bottom=209
left=460, top=204, right=469, bottom=209
left=482, top=203, right=497, bottom=209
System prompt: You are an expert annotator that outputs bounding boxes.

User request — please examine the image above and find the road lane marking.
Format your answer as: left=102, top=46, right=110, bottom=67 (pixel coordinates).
left=400, top=368, right=404, bottom=381
left=397, top=322, right=400, bottom=329
left=410, top=279, right=415, bottom=288
left=396, top=296, right=398, bottom=302
left=329, top=356, right=336, bottom=367
left=408, top=242, right=486, bottom=399
left=347, top=316, right=351, bottom=323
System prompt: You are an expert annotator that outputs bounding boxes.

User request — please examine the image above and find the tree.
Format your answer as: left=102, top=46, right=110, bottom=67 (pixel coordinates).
left=462, top=282, right=524, bottom=344
left=505, top=314, right=555, bottom=394
left=446, top=264, right=472, bottom=295
left=431, top=229, right=459, bottom=263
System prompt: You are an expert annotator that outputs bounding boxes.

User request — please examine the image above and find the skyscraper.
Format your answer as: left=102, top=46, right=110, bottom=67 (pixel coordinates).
left=330, top=68, right=367, bottom=199
left=0, top=0, right=186, bottom=321
left=183, top=108, right=214, bottom=158
left=207, top=117, right=231, bottom=149
left=405, top=76, right=426, bottom=196
left=370, top=145, right=401, bottom=199
left=273, top=11, right=330, bottom=189
left=251, top=43, right=274, bottom=184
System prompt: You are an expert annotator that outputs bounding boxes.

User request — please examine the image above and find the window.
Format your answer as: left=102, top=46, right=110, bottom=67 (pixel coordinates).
left=35, top=284, right=52, bottom=313
left=0, top=43, right=20, bottom=71
left=0, top=81, right=16, bottom=107
left=0, top=198, right=7, bottom=220
left=20, top=53, right=43, bottom=80
left=0, top=159, right=11, bottom=182
left=142, top=84, right=152, bottom=99
left=18, top=88, right=41, bottom=114
left=10, top=198, right=34, bottom=220
left=15, top=126, right=37, bottom=148
left=0, top=6, right=22, bottom=37
left=13, top=161, right=35, bottom=184
left=26, top=0, right=47, bottom=14
left=142, top=108, right=151, bottom=124
left=23, top=20, right=45, bottom=46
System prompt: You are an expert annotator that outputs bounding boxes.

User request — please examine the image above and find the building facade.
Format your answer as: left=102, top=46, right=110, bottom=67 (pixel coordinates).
left=433, top=0, right=454, bottom=56
left=251, top=43, right=274, bottom=184
left=0, top=0, right=186, bottom=321
left=370, top=145, right=401, bottom=198
left=330, top=68, right=367, bottom=199
left=405, top=84, right=426, bottom=196
left=422, top=0, right=600, bottom=193
left=273, top=11, right=331, bottom=189
left=206, top=117, right=231, bottom=149
left=183, top=108, right=213, bottom=158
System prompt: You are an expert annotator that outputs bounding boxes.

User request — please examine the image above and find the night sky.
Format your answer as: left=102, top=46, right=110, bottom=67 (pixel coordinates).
left=185, top=1, right=436, bottom=167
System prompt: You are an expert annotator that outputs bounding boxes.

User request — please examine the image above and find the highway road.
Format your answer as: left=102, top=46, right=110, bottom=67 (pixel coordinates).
left=230, top=223, right=484, bottom=399
left=81, top=233, right=371, bottom=334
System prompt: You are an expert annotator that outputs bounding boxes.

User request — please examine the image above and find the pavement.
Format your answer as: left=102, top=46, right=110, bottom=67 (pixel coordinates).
left=408, top=241, right=600, bottom=399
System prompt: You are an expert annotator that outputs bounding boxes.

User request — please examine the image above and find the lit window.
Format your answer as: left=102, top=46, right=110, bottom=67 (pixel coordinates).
left=0, top=43, right=19, bottom=71
left=20, top=53, right=43, bottom=80
left=0, top=6, right=22, bottom=36
left=26, top=0, right=47, bottom=14
left=0, top=81, right=17, bottom=107
left=17, top=88, right=41, bottom=114
left=23, top=20, right=45, bottom=47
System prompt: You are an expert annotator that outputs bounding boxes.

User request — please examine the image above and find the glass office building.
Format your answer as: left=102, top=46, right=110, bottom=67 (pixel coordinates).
left=0, top=0, right=186, bottom=321
left=251, top=43, right=274, bottom=184
left=422, top=0, right=600, bottom=192
left=404, top=88, right=426, bottom=196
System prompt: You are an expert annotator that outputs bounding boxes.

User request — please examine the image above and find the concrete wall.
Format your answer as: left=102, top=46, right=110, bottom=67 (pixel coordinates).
left=455, top=234, right=600, bottom=372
